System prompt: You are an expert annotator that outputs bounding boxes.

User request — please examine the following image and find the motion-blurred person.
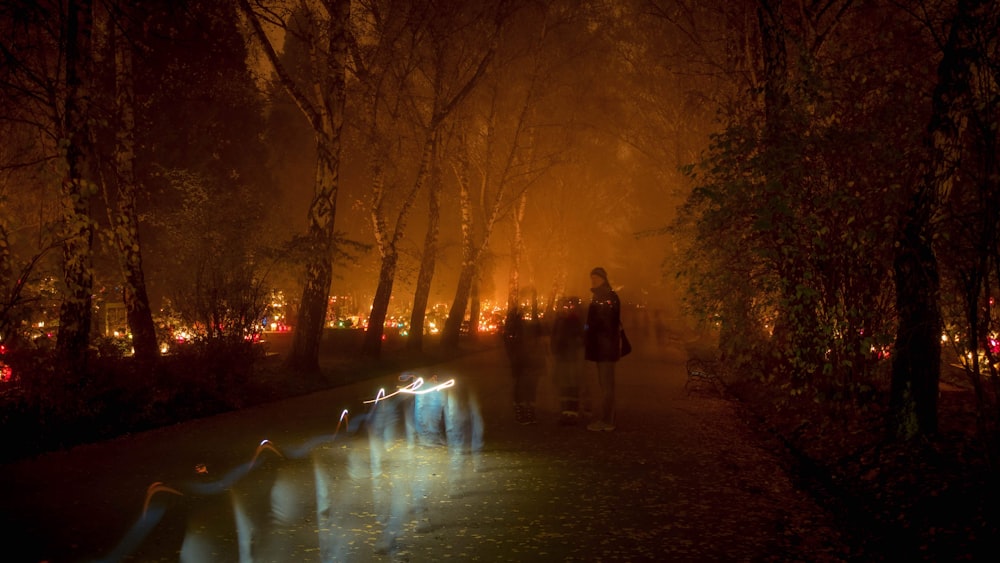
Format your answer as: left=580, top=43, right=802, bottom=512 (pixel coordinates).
left=551, top=296, right=586, bottom=425
left=503, top=307, right=545, bottom=424
left=584, top=267, right=622, bottom=431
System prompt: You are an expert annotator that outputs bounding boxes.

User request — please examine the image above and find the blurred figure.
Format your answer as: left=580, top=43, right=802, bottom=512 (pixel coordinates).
left=550, top=296, right=586, bottom=425
left=584, top=267, right=622, bottom=432
left=503, top=307, right=545, bottom=424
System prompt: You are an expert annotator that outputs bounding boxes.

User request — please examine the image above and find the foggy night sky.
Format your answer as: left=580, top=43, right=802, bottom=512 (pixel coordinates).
left=244, top=3, right=705, bottom=319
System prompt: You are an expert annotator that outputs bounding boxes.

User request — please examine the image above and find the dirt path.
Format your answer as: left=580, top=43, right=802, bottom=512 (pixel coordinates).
left=0, top=337, right=848, bottom=562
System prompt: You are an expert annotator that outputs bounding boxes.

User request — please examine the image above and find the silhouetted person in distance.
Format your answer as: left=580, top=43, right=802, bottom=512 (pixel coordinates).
left=503, top=306, right=545, bottom=424
left=584, top=267, right=622, bottom=431
left=551, top=296, right=586, bottom=425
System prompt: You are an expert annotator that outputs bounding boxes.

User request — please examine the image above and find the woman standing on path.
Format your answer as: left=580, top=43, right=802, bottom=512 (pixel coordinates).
left=584, top=267, right=622, bottom=432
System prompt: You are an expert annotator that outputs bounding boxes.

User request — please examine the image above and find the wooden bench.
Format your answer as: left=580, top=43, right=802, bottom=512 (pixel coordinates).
left=685, top=357, right=725, bottom=395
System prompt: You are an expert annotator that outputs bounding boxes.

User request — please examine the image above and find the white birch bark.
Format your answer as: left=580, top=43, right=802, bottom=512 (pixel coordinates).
left=238, top=0, right=348, bottom=373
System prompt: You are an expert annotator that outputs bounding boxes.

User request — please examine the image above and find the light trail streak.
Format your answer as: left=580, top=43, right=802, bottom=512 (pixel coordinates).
left=248, top=439, right=284, bottom=468
left=141, top=482, right=183, bottom=518
left=101, top=373, right=462, bottom=562
left=363, top=376, right=456, bottom=404
left=334, top=409, right=350, bottom=435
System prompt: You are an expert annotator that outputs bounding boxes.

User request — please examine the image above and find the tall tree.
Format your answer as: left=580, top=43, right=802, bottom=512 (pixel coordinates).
left=239, top=0, right=349, bottom=373
left=355, top=0, right=505, bottom=358
left=103, top=0, right=157, bottom=363
left=934, top=0, right=1000, bottom=457
left=439, top=3, right=562, bottom=349
left=440, top=114, right=513, bottom=349
left=2, top=0, right=158, bottom=365
left=889, top=0, right=991, bottom=439
left=406, top=129, right=442, bottom=352
left=506, top=189, right=528, bottom=311
left=669, top=0, right=918, bottom=393
left=56, top=0, right=98, bottom=371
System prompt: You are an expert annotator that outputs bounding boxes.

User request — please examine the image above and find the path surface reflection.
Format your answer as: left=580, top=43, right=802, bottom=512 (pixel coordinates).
left=98, top=373, right=481, bottom=562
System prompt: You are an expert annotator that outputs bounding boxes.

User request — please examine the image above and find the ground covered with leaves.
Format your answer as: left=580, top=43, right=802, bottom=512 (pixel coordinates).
left=1, top=342, right=853, bottom=562
left=4, top=337, right=993, bottom=561
left=723, top=368, right=1000, bottom=561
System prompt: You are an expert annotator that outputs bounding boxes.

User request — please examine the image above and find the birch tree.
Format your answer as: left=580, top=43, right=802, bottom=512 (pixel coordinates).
left=506, top=189, right=529, bottom=312
left=55, top=0, right=98, bottom=371
left=102, top=0, right=157, bottom=363
left=2, top=0, right=156, bottom=366
left=405, top=128, right=443, bottom=352
left=439, top=4, right=564, bottom=349
left=354, top=0, right=506, bottom=358
left=239, top=0, right=349, bottom=373
left=890, top=0, right=994, bottom=439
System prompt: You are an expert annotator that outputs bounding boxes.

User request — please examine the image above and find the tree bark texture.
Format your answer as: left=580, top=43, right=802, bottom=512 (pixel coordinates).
left=56, top=0, right=96, bottom=373
left=441, top=127, right=508, bottom=349
left=507, top=190, right=528, bottom=312
left=443, top=264, right=476, bottom=350
left=891, top=211, right=941, bottom=439
left=370, top=13, right=496, bottom=355
left=110, top=6, right=158, bottom=363
left=237, top=0, right=349, bottom=373
left=890, top=0, right=988, bottom=439
left=407, top=134, right=442, bottom=351
left=0, top=220, right=10, bottom=301
left=363, top=134, right=435, bottom=358
left=756, top=0, right=789, bottom=130
left=361, top=252, right=398, bottom=358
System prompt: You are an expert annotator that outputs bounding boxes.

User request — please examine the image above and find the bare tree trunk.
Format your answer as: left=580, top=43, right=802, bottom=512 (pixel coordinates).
left=56, top=0, right=96, bottom=372
left=441, top=88, right=523, bottom=349
left=363, top=136, right=434, bottom=358
left=469, top=277, right=481, bottom=337
left=407, top=134, right=442, bottom=352
left=891, top=203, right=942, bottom=439
left=361, top=252, right=398, bottom=357
left=507, top=190, right=528, bottom=311
left=757, top=0, right=789, bottom=129
left=290, top=148, right=340, bottom=373
left=363, top=13, right=499, bottom=357
left=441, top=137, right=509, bottom=349
left=445, top=266, right=475, bottom=345
left=890, top=0, right=987, bottom=439
left=239, top=0, right=349, bottom=374
left=441, top=138, right=479, bottom=347
left=408, top=2, right=499, bottom=349
left=109, top=4, right=157, bottom=363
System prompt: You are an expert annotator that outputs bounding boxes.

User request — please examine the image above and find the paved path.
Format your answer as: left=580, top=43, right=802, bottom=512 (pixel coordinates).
left=0, top=336, right=847, bottom=562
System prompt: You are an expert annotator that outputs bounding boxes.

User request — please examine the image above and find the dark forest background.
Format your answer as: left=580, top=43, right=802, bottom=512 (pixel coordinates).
left=1, top=0, right=1000, bottom=556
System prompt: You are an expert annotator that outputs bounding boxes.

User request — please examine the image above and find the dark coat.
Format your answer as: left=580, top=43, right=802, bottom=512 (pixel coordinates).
left=584, top=283, right=621, bottom=362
